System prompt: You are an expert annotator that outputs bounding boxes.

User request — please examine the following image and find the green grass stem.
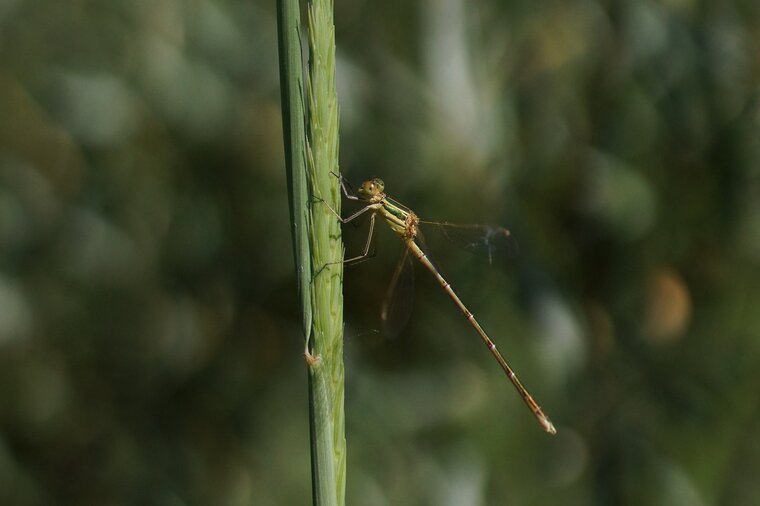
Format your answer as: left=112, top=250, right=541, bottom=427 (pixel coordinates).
left=277, top=0, right=345, bottom=504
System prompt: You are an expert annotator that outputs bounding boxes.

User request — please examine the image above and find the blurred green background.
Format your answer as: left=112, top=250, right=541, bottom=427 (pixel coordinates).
left=1, top=0, right=759, bottom=505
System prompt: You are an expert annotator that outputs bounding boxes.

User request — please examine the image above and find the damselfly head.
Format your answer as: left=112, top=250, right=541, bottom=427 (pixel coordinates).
left=357, top=178, right=385, bottom=200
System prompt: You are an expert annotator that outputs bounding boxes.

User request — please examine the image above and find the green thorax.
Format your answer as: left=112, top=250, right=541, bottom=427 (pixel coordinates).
left=380, top=197, right=417, bottom=238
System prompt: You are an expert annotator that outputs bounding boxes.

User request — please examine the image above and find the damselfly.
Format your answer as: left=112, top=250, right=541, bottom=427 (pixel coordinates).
left=325, top=176, right=556, bottom=435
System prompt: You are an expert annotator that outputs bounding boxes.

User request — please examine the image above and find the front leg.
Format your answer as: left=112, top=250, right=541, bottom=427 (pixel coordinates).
left=330, top=171, right=361, bottom=201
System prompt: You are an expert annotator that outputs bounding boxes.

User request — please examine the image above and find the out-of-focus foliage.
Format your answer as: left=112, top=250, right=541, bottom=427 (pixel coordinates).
left=1, top=0, right=759, bottom=505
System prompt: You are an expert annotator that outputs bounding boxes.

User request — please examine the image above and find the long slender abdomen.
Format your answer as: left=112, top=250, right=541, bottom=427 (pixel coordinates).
left=405, top=239, right=556, bottom=435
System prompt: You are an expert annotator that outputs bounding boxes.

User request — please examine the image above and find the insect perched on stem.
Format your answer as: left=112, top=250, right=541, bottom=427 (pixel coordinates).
left=324, top=175, right=556, bottom=435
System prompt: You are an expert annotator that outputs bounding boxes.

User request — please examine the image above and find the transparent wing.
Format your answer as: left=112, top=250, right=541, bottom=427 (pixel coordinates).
left=418, top=220, right=518, bottom=265
left=380, top=246, right=415, bottom=338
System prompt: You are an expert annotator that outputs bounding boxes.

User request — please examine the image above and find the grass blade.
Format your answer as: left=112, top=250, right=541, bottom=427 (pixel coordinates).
left=277, top=0, right=345, bottom=504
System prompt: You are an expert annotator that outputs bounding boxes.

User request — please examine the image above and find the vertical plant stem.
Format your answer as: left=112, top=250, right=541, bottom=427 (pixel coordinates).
left=277, top=0, right=345, bottom=505
left=277, top=0, right=311, bottom=336
left=306, top=0, right=345, bottom=504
